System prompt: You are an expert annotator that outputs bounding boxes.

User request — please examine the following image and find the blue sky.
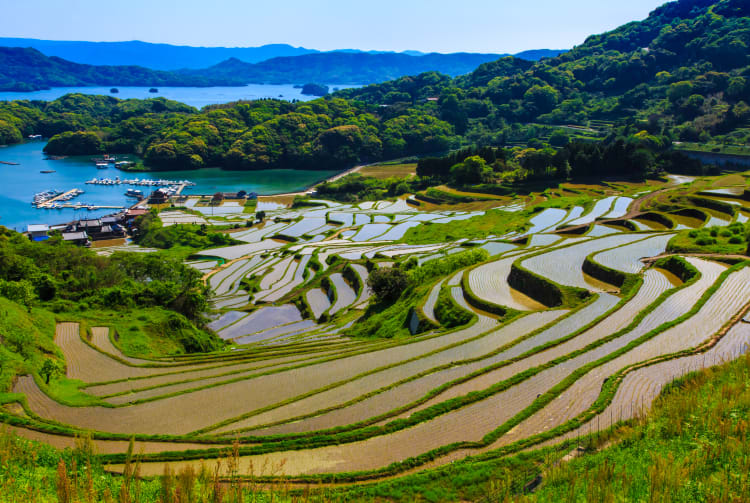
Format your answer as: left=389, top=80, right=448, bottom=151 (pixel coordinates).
left=3, top=0, right=669, bottom=53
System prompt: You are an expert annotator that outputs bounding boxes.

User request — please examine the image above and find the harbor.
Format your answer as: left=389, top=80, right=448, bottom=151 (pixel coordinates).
left=0, top=141, right=338, bottom=231
left=84, top=177, right=196, bottom=188
left=32, top=188, right=126, bottom=211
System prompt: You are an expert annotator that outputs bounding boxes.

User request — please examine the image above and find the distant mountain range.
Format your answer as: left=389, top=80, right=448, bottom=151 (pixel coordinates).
left=181, top=52, right=515, bottom=85
left=0, top=38, right=566, bottom=70
left=0, top=39, right=567, bottom=92
left=0, top=47, right=245, bottom=92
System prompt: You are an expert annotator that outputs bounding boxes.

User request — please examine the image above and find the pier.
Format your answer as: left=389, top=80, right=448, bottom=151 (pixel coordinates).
left=53, top=204, right=126, bottom=210
left=36, top=189, right=81, bottom=208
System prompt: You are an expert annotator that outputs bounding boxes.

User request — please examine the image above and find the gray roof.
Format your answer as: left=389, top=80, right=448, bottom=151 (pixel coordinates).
left=27, top=224, right=50, bottom=233
left=62, top=231, right=88, bottom=241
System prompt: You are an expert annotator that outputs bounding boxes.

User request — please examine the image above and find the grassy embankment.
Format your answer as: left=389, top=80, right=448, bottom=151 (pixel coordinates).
left=2, top=343, right=748, bottom=502
left=133, top=211, right=241, bottom=260
left=399, top=209, right=530, bottom=245
left=349, top=249, right=489, bottom=339
left=668, top=221, right=749, bottom=255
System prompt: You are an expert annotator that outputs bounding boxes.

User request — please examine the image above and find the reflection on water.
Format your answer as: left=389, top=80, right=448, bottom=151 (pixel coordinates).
left=0, top=141, right=340, bottom=231
left=0, top=84, right=359, bottom=109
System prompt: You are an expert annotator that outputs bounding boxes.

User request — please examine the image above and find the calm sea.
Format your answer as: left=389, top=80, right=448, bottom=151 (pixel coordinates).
left=0, top=141, right=340, bottom=231
left=0, top=83, right=358, bottom=109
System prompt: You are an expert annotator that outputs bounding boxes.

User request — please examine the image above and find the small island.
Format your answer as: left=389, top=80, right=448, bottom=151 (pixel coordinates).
left=149, top=88, right=159, bottom=93
left=110, top=87, right=119, bottom=94
left=300, top=83, right=329, bottom=96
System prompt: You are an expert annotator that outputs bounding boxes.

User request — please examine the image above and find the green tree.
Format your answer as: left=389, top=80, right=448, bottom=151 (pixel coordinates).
left=39, top=359, right=62, bottom=385
left=367, top=267, right=410, bottom=303
left=548, top=129, right=570, bottom=147
left=450, top=156, right=493, bottom=185
left=44, top=131, right=104, bottom=155
left=0, top=279, right=35, bottom=307
left=256, top=211, right=266, bottom=222
left=523, top=85, right=559, bottom=115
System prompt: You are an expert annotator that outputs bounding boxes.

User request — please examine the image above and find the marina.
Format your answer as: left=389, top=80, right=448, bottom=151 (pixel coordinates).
left=85, top=177, right=196, bottom=188
left=0, top=141, right=339, bottom=231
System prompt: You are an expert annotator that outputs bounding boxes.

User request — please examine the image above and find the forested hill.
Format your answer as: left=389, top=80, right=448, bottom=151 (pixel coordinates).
left=0, top=47, right=245, bottom=92
left=0, top=0, right=748, bottom=175
left=338, top=0, right=750, bottom=140
left=182, top=51, right=519, bottom=85
left=0, top=39, right=318, bottom=70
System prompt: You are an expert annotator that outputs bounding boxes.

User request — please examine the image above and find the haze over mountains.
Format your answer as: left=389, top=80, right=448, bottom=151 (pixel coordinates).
left=0, top=38, right=566, bottom=92
left=0, top=38, right=566, bottom=70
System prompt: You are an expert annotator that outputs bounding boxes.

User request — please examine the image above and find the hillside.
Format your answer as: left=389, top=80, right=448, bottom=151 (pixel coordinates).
left=183, top=51, right=534, bottom=85
left=338, top=0, right=750, bottom=144
left=0, top=47, right=245, bottom=92
left=0, top=162, right=748, bottom=501
left=0, top=0, right=747, bottom=175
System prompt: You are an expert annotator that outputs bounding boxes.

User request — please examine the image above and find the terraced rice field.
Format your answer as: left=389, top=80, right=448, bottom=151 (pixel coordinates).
left=328, top=273, right=359, bottom=314
left=306, top=288, right=331, bottom=319
left=594, top=233, right=673, bottom=274
left=566, top=197, right=617, bottom=226
left=523, top=233, right=650, bottom=290
left=468, top=253, right=546, bottom=310
left=6, top=186, right=750, bottom=487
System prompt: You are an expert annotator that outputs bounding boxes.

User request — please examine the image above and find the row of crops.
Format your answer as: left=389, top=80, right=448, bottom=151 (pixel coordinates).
left=2, top=174, right=749, bottom=487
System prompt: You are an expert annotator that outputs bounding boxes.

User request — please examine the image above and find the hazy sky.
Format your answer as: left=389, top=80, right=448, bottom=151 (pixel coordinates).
left=3, top=0, right=669, bottom=53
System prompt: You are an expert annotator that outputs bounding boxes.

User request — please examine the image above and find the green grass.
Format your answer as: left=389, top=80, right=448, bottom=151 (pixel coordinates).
left=351, top=249, right=489, bottom=338
left=59, top=307, right=224, bottom=358
left=433, top=285, right=475, bottom=328
left=521, top=352, right=750, bottom=502
left=667, top=222, right=748, bottom=255
left=675, top=142, right=750, bottom=157
left=243, top=198, right=258, bottom=213
left=0, top=297, right=58, bottom=397
left=358, top=162, right=417, bottom=179
left=400, top=209, right=530, bottom=244
left=328, top=351, right=750, bottom=503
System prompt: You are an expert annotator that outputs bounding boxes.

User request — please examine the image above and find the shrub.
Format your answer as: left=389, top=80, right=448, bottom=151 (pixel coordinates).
left=367, top=267, right=411, bottom=303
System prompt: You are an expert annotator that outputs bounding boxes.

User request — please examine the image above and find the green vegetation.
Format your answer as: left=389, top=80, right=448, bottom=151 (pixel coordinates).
left=0, top=296, right=57, bottom=394
left=668, top=221, right=749, bottom=255
left=400, top=209, right=529, bottom=244
left=366, top=267, right=411, bottom=302
left=0, top=225, right=221, bottom=361
left=300, top=83, right=329, bottom=96
left=352, top=248, right=488, bottom=338
left=73, top=308, right=223, bottom=356
left=2, top=0, right=748, bottom=176
left=316, top=173, right=429, bottom=202
left=521, top=352, right=750, bottom=502
left=357, top=161, right=417, bottom=179
left=433, top=285, right=474, bottom=327
left=132, top=211, right=240, bottom=258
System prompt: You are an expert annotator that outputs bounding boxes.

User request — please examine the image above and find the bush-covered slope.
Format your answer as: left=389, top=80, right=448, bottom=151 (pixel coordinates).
left=1, top=0, right=748, bottom=173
